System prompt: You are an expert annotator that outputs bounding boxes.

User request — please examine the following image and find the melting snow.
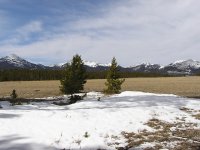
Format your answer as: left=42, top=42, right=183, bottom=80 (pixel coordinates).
left=0, top=91, right=199, bottom=150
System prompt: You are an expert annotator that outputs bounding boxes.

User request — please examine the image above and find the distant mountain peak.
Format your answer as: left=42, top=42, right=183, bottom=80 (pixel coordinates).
left=50, top=63, right=65, bottom=67
left=3, top=54, right=23, bottom=61
left=83, top=60, right=98, bottom=67
left=130, top=62, right=160, bottom=68
left=83, top=60, right=111, bottom=67
left=1, top=54, right=27, bottom=67
left=9, top=54, right=20, bottom=59
left=50, top=60, right=111, bottom=68
left=172, top=60, right=184, bottom=64
left=172, top=59, right=196, bottom=64
left=170, top=59, right=200, bottom=67
left=0, top=54, right=46, bottom=69
left=164, top=59, right=200, bottom=74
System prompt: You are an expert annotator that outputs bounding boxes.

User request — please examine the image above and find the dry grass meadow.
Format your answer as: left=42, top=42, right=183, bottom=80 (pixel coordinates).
left=1, top=76, right=200, bottom=98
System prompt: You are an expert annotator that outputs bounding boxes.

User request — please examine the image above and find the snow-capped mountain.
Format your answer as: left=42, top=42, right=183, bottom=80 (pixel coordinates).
left=51, top=60, right=111, bottom=69
left=83, top=60, right=111, bottom=68
left=81, top=60, right=111, bottom=72
left=1, top=54, right=200, bottom=75
left=0, top=54, right=46, bottom=69
left=127, top=59, right=200, bottom=74
left=51, top=60, right=111, bottom=71
left=83, top=60, right=98, bottom=67
left=163, top=59, right=200, bottom=74
left=50, top=58, right=200, bottom=75
left=50, top=63, right=65, bottom=68
left=129, top=63, right=161, bottom=73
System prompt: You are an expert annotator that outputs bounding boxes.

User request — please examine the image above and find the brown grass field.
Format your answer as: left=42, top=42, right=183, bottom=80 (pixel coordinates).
left=1, top=76, right=200, bottom=98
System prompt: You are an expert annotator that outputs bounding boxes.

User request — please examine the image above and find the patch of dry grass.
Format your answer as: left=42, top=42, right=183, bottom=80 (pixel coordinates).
left=1, top=76, right=200, bottom=98
left=193, top=114, right=200, bottom=120
left=180, top=107, right=200, bottom=120
left=118, top=119, right=200, bottom=150
left=0, top=80, right=61, bottom=98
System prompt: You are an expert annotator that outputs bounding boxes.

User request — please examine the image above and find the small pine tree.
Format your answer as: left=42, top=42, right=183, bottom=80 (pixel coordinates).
left=84, top=132, right=89, bottom=138
left=10, top=89, right=17, bottom=99
left=104, top=57, right=125, bottom=94
left=10, top=89, right=21, bottom=105
left=60, top=55, right=87, bottom=99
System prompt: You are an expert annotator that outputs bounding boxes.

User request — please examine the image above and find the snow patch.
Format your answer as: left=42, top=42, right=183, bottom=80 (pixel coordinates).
left=113, top=91, right=177, bottom=97
left=86, top=91, right=104, bottom=98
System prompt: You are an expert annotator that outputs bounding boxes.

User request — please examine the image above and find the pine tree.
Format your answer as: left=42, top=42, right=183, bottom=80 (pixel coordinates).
left=60, top=55, right=87, bottom=97
left=104, top=57, right=125, bottom=94
left=10, top=89, right=21, bottom=105
left=10, top=89, right=17, bottom=99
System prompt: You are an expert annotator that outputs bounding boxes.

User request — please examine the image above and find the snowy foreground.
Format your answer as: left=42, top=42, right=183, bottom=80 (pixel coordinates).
left=0, top=91, right=200, bottom=150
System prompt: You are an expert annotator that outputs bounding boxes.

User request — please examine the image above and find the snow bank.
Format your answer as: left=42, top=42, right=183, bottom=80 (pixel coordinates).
left=0, top=91, right=199, bottom=150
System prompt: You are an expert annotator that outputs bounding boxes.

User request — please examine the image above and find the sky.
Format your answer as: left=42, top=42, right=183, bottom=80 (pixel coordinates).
left=0, top=0, right=200, bottom=66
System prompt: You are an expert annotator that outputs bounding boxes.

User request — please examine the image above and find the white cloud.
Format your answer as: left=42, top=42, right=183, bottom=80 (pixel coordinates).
left=0, top=10, right=10, bottom=35
left=17, top=21, right=42, bottom=35
left=15, top=21, right=43, bottom=42
left=0, top=21, right=43, bottom=45
left=1, top=0, right=200, bottom=66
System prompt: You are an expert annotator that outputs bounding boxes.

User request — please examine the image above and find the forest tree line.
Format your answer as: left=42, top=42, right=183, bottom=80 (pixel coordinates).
left=0, top=69, right=173, bottom=82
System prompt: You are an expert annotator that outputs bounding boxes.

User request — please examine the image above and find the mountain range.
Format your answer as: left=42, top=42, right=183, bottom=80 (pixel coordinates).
left=1, top=54, right=200, bottom=75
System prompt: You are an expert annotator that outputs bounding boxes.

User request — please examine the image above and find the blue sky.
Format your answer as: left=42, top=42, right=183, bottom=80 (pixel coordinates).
left=0, top=0, right=200, bottom=66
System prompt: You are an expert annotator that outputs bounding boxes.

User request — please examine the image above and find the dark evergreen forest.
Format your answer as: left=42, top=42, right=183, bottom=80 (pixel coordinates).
left=0, top=69, right=172, bottom=82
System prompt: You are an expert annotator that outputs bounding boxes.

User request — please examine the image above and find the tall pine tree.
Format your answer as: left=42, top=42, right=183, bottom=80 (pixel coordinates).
left=104, top=57, right=125, bottom=94
left=60, top=55, right=87, bottom=96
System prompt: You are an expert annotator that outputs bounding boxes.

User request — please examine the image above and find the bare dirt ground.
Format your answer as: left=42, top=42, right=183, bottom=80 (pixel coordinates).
left=1, top=76, right=200, bottom=98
